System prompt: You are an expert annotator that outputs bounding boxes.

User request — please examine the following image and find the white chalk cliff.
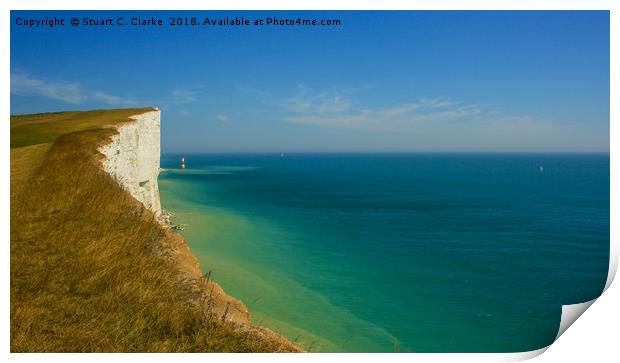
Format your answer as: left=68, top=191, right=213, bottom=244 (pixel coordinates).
left=99, top=109, right=162, bottom=217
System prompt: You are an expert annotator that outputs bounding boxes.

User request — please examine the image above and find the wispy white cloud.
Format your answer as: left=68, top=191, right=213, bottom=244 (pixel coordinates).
left=10, top=71, right=136, bottom=106
left=91, top=91, right=134, bottom=105
left=283, top=85, right=353, bottom=114
left=171, top=88, right=200, bottom=104
left=275, top=86, right=584, bottom=150
left=215, top=112, right=229, bottom=122
left=282, top=88, right=488, bottom=130
left=11, top=71, right=84, bottom=104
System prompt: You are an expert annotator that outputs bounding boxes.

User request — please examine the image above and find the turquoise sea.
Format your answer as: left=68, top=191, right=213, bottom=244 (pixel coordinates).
left=158, top=153, right=609, bottom=352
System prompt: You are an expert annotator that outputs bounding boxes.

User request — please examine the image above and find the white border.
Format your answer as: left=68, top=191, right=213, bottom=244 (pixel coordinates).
left=3, top=1, right=617, bottom=362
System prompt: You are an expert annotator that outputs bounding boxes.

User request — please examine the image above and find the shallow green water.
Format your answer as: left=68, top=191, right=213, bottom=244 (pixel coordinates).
left=159, top=153, right=609, bottom=352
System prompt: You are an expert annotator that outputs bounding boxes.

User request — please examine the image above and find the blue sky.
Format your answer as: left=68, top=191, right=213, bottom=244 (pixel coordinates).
left=11, top=11, right=609, bottom=152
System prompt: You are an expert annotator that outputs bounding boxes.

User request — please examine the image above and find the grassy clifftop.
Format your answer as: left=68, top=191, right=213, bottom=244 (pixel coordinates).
left=10, top=108, right=301, bottom=352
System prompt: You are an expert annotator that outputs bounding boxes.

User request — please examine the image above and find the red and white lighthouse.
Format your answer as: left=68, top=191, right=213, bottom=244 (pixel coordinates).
left=180, top=156, right=185, bottom=169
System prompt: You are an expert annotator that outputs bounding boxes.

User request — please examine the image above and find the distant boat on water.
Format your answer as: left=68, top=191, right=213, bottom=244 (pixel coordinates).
left=539, top=166, right=544, bottom=173
left=180, top=156, right=185, bottom=169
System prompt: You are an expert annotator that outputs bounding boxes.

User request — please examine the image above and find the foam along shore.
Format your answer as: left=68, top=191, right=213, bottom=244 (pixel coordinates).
left=10, top=107, right=301, bottom=352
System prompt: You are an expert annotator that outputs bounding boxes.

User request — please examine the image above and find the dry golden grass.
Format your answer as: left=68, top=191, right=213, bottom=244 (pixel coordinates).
left=10, top=108, right=301, bottom=352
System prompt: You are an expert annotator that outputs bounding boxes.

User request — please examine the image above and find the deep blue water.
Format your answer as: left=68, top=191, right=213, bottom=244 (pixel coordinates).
left=159, top=153, right=609, bottom=352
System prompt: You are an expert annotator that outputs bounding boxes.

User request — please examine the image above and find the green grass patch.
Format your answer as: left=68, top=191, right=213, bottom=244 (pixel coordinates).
left=10, top=108, right=300, bottom=352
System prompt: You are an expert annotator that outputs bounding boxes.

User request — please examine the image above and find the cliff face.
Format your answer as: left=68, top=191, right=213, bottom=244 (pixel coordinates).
left=97, top=109, right=251, bottom=320
left=94, top=108, right=301, bottom=351
left=99, top=109, right=162, bottom=216
left=97, top=108, right=251, bottom=324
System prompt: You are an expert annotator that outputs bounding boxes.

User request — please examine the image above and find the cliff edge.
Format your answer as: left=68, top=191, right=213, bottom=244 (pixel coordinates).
left=97, top=108, right=301, bottom=347
left=99, top=109, right=162, bottom=216
left=10, top=107, right=301, bottom=352
left=97, top=108, right=252, bottom=326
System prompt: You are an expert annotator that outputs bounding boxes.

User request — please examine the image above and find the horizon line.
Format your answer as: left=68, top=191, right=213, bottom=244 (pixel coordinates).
left=161, top=150, right=611, bottom=155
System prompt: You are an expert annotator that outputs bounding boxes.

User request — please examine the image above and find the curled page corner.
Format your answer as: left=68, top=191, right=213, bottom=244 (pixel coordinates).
left=555, top=299, right=597, bottom=340
left=506, top=346, right=549, bottom=362
left=604, top=242, right=618, bottom=292
left=552, top=247, right=617, bottom=343
left=495, top=299, right=598, bottom=363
